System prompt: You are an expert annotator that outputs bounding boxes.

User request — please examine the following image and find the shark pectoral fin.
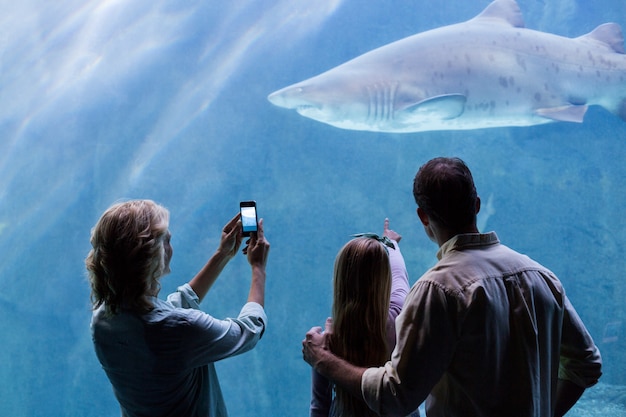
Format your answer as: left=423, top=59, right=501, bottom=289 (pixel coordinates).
left=534, top=105, right=588, bottom=123
left=399, top=94, right=467, bottom=122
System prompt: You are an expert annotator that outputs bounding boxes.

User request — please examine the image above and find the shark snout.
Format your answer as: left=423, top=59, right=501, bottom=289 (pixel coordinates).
left=268, top=85, right=317, bottom=110
left=267, top=90, right=288, bottom=108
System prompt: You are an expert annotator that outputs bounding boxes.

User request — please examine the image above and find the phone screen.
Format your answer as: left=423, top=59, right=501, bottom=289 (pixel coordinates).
left=240, top=202, right=258, bottom=236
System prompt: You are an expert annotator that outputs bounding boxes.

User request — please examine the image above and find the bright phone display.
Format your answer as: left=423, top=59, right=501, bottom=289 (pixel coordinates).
left=240, top=201, right=258, bottom=236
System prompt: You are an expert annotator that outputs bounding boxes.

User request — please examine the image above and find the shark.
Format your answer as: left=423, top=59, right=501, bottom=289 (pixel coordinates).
left=267, top=0, right=626, bottom=133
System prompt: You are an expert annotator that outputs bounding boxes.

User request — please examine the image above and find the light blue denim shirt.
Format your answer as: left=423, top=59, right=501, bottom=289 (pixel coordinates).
left=362, top=232, right=601, bottom=417
left=91, top=284, right=266, bottom=417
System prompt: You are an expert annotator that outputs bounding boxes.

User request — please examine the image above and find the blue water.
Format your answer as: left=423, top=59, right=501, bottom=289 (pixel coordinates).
left=1, top=0, right=625, bottom=416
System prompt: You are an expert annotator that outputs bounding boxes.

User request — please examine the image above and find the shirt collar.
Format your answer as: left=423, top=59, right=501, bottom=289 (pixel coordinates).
left=436, top=231, right=500, bottom=260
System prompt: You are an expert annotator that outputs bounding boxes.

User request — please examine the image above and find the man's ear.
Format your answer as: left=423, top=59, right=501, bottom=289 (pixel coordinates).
left=417, top=207, right=429, bottom=226
left=476, top=196, right=481, bottom=215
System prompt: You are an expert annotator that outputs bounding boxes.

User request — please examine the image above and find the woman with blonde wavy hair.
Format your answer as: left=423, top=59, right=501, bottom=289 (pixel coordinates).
left=309, top=218, right=410, bottom=417
left=86, top=199, right=270, bottom=417
left=86, top=199, right=172, bottom=316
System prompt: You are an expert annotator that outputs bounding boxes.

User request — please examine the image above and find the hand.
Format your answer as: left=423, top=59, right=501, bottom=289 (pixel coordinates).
left=302, top=318, right=333, bottom=369
left=217, top=213, right=243, bottom=258
left=187, top=213, right=244, bottom=302
left=383, top=217, right=402, bottom=243
left=243, top=218, right=270, bottom=268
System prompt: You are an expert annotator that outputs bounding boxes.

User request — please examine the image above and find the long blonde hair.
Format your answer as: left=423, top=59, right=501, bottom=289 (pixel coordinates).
left=86, top=200, right=170, bottom=315
left=330, top=237, right=391, bottom=417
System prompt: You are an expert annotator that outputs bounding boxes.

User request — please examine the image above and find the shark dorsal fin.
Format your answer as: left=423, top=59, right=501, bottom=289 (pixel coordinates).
left=471, top=0, right=525, bottom=28
left=577, top=23, right=625, bottom=54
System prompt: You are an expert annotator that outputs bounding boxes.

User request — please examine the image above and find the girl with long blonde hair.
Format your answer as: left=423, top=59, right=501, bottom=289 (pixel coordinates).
left=310, top=219, right=409, bottom=417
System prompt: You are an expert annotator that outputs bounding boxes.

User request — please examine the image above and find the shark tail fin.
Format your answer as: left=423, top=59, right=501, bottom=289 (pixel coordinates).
left=577, top=23, right=625, bottom=54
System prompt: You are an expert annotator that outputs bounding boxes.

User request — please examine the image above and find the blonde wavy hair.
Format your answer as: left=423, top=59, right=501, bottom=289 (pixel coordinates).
left=330, top=237, right=391, bottom=417
left=86, top=200, right=170, bottom=316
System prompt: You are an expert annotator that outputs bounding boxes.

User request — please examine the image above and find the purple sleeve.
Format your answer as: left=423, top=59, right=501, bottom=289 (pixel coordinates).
left=386, top=240, right=410, bottom=349
left=310, top=368, right=332, bottom=417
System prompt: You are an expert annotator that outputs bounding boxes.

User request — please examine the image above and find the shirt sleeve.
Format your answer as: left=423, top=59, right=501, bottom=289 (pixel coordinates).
left=386, top=240, right=410, bottom=348
left=558, top=295, right=602, bottom=387
left=388, top=241, right=410, bottom=320
left=166, top=283, right=202, bottom=310
left=163, top=285, right=267, bottom=368
left=363, top=280, right=456, bottom=416
left=310, top=369, right=332, bottom=417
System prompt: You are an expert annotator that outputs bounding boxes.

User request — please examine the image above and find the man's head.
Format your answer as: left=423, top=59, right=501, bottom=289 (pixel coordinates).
left=413, top=157, right=480, bottom=239
left=86, top=199, right=171, bottom=315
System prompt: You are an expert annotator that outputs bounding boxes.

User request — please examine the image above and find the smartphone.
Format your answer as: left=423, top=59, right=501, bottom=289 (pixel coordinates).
left=239, top=201, right=258, bottom=237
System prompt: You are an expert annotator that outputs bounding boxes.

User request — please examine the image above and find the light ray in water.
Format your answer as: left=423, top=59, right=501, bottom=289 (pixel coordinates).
left=125, top=0, right=345, bottom=186
left=0, top=0, right=344, bottom=230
